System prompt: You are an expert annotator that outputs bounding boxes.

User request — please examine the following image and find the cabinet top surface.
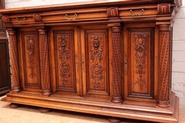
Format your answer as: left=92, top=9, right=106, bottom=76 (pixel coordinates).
left=0, top=0, right=175, bottom=14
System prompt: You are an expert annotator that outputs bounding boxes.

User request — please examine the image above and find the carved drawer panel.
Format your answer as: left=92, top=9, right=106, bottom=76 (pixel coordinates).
left=53, top=30, right=76, bottom=93
left=125, top=28, right=154, bottom=100
left=21, top=32, right=42, bottom=90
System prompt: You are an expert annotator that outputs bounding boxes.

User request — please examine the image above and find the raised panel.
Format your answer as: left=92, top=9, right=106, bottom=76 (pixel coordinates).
left=22, top=32, right=41, bottom=89
left=127, top=28, right=154, bottom=99
left=54, top=30, right=76, bottom=92
left=84, top=30, right=109, bottom=96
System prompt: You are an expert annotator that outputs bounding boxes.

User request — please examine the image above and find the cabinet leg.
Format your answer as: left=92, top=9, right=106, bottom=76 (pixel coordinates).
left=108, top=117, right=121, bottom=123
left=9, top=103, right=20, bottom=108
left=39, top=107, right=50, bottom=113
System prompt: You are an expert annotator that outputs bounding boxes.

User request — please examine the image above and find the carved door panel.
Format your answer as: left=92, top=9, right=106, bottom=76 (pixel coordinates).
left=81, top=26, right=110, bottom=99
left=124, top=26, right=155, bottom=101
left=0, top=39, right=11, bottom=95
left=19, top=30, right=42, bottom=92
left=50, top=27, right=79, bottom=95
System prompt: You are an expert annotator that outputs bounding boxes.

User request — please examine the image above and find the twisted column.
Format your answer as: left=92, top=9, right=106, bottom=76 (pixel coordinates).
left=110, top=25, right=123, bottom=103
left=7, top=28, right=21, bottom=93
left=38, top=29, right=51, bottom=96
left=157, top=24, right=170, bottom=107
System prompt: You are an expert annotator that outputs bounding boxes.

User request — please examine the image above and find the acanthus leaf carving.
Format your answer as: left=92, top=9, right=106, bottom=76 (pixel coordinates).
left=107, top=7, right=119, bottom=17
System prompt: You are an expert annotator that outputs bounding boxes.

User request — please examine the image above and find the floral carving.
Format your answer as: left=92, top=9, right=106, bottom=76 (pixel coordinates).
left=134, top=34, right=147, bottom=91
left=58, top=35, right=71, bottom=86
left=26, top=36, right=35, bottom=78
left=90, top=35, right=103, bottom=89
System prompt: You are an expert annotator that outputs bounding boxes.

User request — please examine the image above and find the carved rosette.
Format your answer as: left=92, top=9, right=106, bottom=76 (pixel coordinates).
left=90, top=35, right=103, bottom=89
left=157, top=24, right=170, bottom=107
left=7, top=28, right=21, bottom=92
left=38, top=29, right=51, bottom=96
left=58, top=35, right=71, bottom=86
left=33, top=14, right=42, bottom=22
left=134, top=34, right=147, bottom=91
left=111, top=26, right=122, bottom=103
left=26, top=36, right=36, bottom=78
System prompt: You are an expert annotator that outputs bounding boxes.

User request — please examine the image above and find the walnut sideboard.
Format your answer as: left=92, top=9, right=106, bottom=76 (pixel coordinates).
left=0, top=0, right=180, bottom=122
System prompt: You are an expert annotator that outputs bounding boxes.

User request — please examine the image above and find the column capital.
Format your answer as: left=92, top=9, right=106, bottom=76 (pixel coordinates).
left=159, top=24, right=171, bottom=31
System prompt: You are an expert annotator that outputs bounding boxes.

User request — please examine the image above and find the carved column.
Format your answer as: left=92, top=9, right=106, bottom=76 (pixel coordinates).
left=7, top=28, right=21, bottom=92
left=110, top=24, right=123, bottom=103
left=157, top=24, right=170, bottom=107
left=38, top=29, right=51, bottom=96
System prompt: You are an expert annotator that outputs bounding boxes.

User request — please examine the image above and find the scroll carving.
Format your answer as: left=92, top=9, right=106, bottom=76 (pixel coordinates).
left=111, top=26, right=122, bottom=103
left=7, top=28, right=21, bottom=92
left=90, top=35, right=103, bottom=89
left=107, top=7, right=119, bottom=17
left=157, top=4, right=171, bottom=14
left=157, top=24, right=170, bottom=107
left=134, top=34, right=147, bottom=91
left=26, top=36, right=36, bottom=78
left=58, top=35, right=71, bottom=86
left=39, top=29, right=51, bottom=96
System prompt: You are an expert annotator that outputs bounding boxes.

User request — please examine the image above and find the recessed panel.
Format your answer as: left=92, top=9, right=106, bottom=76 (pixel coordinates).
left=85, top=30, right=109, bottom=95
left=128, top=28, right=154, bottom=99
left=22, top=32, right=41, bottom=89
left=54, top=30, right=76, bottom=92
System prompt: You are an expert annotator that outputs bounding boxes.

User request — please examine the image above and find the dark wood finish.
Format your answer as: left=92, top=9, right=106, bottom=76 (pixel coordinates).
left=0, top=39, right=11, bottom=95
left=0, top=0, right=179, bottom=122
left=0, top=0, right=10, bottom=95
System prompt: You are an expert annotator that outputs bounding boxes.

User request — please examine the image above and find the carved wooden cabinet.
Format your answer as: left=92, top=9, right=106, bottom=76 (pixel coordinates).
left=0, top=0, right=180, bottom=122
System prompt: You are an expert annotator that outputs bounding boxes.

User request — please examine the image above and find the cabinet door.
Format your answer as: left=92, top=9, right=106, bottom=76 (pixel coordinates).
left=50, top=27, right=79, bottom=95
left=124, top=25, right=155, bottom=101
left=81, top=26, right=110, bottom=99
left=19, top=30, right=42, bottom=92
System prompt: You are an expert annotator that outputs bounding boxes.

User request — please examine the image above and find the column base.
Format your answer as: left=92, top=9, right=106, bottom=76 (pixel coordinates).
left=111, top=96, right=122, bottom=103
left=42, top=89, right=51, bottom=96
left=157, top=100, right=169, bottom=108
left=12, top=86, right=21, bottom=93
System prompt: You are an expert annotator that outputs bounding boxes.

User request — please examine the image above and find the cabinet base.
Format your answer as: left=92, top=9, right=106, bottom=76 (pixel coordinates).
left=2, top=91, right=179, bottom=123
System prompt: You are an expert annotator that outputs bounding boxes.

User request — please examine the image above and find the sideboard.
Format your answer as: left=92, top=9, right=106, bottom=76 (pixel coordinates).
left=0, top=0, right=180, bottom=122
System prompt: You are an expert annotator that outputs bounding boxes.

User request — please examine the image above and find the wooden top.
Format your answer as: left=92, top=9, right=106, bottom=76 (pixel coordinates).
left=0, top=0, right=175, bottom=14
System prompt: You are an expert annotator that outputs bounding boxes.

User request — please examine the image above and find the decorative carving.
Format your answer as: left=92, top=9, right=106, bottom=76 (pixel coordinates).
left=107, top=7, right=119, bottom=17
left=90, top=35, right=103, bottom=89
left=16, top=17, right=26, bottom=24
left=158, top=25, right=170, bottom=107
left=157, top=4, right=171, bottom=14
left=26, top=36, right=35, bottom=79
left=33, top=14, right=42, bottom=22
left=7, top=28, right=21, bottom=92
left=1, top=16, right=10, bottom=22
left=134, top=34, right=147, bottom=91
left=38, top=29, right=51, bottom=96
left=111, top=26, right=122, bottom=103
left=58, top=35, right=71, bottom=86
left=129, top=9, right=145, bottom=16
